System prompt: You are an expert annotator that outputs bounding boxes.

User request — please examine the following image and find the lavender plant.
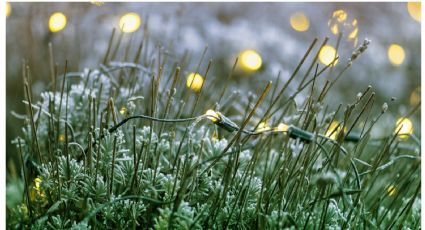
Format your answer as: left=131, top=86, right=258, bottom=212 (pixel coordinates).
left=7, top=26, right=420, bottom=229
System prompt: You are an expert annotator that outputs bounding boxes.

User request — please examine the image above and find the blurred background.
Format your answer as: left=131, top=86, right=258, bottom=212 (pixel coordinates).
left=6, top=2, right=421, bottom=174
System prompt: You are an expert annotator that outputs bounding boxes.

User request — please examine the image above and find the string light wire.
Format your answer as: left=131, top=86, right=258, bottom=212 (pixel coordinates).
left=53, top=64, right=406, bottom=147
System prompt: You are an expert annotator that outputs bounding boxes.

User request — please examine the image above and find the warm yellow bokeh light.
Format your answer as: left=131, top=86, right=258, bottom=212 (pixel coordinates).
left=119, top=12, right=141, bottom=33
left=6, top=2, right=11, bottom=18
left=328, top=10, right=347, bottom=36
left=58, top=134, right=65, bottom=142
left=388, top=44, right=405, bottom=66
left=325, top=121, right=346, bottom=140
left=348, top=27, right=358, bottom=39
left=205, top=109, right=219, bottom=123
left=34, top=177, right=45, bottom=197
left=186, top=72, right=204, bottom=92
left=328, top=10, right=358, bottom=46
left=239, top=50, right=262, bottom=72
left=330, top=24, right=339, bottom=35
left=34, top=178, right=42, bottom=190
left=319, top=45, right=338, bottom=66
left=407, top=2, right=421, bottom=22
left=212, top=130, right=219, bottom=142
left=119, top=107, right=127, bottom=115
left=395, top=118, right=413, bottom=138
left=91, top=0, right=104, bottom=6
left=410, top=87, right=421, bottom=106
left=49, top=12, right=67, bottom=33
left=387, top=185, right=396, bottom=196
left=332, top=9, right=347, bottom=22
left=257, top=121, right=271, bottom=132
left=290, top=12, right=310, bottom=32
left=276, top=123, right=289, bottom=132
left=20, top=204, right=28, bottom=216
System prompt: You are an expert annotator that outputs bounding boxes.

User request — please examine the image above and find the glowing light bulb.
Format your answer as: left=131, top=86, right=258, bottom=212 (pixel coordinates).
left=256, top=121, right=271, bottom=132
left=325, top=121, right=346, bottom=140
left=407, top=2, right=421, bottom=22
left=239, top=50, right=262, bottom=72
left=395, top=117, right=413, bottom=138
left=410, top=87, right=421, bottom=106
left=205, top=110, right=219, bottom=123
left=388, top=44, right=405, bottom=66
left=186, top=72, right=204, bottom=92
left=319, top=45, right=338, bottom=66
left=119, top=106, right=127, bottom=115
left=48, top=12, right=67, bottom=33
left=6, top=2, right=11, bottom=18
left=119, top=12, right=141, bottom=33
left=58, top=134, right=65, bottom=142
left=276, top=123, right=289, bottom=132
left=290, top=12, right=310, bottom=32
left=387, top=185, right=396, bottom=196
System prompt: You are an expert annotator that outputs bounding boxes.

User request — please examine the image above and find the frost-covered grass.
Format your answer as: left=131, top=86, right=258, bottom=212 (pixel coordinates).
left=6, top=27, right=420, bottom=229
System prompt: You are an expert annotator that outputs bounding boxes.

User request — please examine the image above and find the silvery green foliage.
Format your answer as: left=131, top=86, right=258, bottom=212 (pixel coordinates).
left=154, top=201, right=201, bottom=229
left=7, top=48, right=420, bottom=228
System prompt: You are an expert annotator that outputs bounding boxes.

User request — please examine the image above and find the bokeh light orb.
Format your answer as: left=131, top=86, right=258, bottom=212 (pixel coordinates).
left=387, top=185, right=396, bottom=196
left=6, top=2, right=11, bottom=18
left=348, top=26, right=358, bottom=39
left=387, top=44, right=405, bottom=66
left=328, top=9, right=358, bottom=46
left=212, top=130, right=218, bottom=141
left=319, top=45, right=338, bottom=66
left=91, top=1, right=104, bottom=6
left=290, top=12, right=310, bottom=32
left=332, top=9, right=347, bottom=22
left=58, top=134, right=65, bottom=142
left=34, top=177, right=42, bottom=190
left=49, top=12, right=67, bottom=33
left=329, top=9, right=347, bottom=35
left=325, top=121, right=345, bottom=140
left=186, top=72, right=204, bottom=92
left=119, top=107, right=127, bottom=115
left=239, top=50, right=262, bottom=72
left=407, top=2, right=421, bottom=22
left=395, top=117, right=413, bottom=138
left=410, top=87, right=421, bottom=106
left=119, top=12, right=141, bottom=33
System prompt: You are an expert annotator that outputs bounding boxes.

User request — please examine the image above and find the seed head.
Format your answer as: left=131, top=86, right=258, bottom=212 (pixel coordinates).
left=381, top=102, right=388, bottom=113
left=356, top=92, right=362, bottom=100
left=349, top=38, right=371, bottom=63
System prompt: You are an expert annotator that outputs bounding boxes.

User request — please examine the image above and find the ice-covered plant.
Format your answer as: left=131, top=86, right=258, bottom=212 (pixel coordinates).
left=7, top=23, right=420, bottom=230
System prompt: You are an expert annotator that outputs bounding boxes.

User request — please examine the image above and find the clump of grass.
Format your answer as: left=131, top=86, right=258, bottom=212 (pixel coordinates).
left=7, top=24, right=420, bottom=229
